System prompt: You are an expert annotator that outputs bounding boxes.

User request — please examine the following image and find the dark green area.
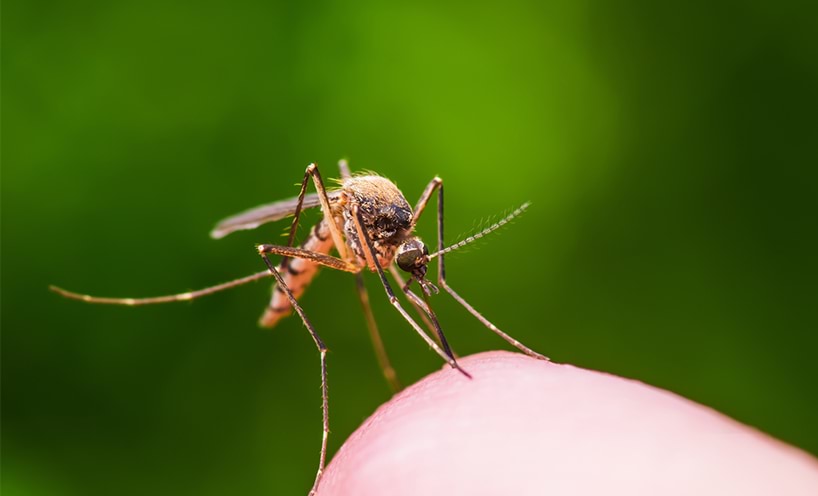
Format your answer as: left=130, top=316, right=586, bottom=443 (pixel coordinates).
left=3, top=1, right=817, bottom=494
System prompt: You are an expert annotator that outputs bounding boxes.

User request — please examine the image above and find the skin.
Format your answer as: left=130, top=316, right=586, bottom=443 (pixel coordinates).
left=319, top=351, right=818, bottom=495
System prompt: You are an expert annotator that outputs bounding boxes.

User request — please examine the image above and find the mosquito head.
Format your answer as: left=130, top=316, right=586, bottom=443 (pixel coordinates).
left=396, top=237, right=430, bottom=279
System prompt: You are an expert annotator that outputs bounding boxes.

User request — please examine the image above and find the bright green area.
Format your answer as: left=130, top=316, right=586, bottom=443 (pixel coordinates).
left=3, top=1, right=817, bottom=494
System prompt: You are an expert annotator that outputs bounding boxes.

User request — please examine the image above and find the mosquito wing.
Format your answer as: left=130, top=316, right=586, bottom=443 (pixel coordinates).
left=210, top=192, right=339, bottom=239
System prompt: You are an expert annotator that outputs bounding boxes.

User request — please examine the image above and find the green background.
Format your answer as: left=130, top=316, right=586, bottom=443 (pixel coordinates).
left=3, top=1, right=817, bottom=494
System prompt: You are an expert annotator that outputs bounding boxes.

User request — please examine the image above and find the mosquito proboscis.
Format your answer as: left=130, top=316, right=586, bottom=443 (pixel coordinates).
left=50, top=160, right=547, bottom=495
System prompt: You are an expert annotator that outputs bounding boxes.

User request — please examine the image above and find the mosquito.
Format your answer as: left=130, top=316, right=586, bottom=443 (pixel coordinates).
left=50, top=160, right=547, bottom=495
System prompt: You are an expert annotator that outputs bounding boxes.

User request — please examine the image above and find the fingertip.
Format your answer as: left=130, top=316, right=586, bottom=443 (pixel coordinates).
left=320, top=351, right=818, bottom=495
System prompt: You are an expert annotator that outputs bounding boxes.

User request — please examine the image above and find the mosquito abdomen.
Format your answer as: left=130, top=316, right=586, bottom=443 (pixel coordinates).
left=260, top=219, right=335, bottom=328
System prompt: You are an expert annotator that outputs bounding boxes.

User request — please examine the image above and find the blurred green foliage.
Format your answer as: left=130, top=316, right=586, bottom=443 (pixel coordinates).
left=3, top=0, right=817, bottom=494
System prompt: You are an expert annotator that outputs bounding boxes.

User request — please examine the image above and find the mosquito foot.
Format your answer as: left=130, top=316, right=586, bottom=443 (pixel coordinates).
left=530, top=351, right=551, bottom=361
left=452, top=362, right=473, bottom=379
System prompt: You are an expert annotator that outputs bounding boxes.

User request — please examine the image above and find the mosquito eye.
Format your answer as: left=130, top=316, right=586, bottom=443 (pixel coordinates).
left=396, top=248, right=421, bottom=272
left=396, top=239, right=428, bottom=272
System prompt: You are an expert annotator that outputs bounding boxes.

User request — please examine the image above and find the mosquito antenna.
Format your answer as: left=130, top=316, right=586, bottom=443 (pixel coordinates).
left=49, top=270, right=274, bottom=305
left=428, top=202, right=530, bottom=260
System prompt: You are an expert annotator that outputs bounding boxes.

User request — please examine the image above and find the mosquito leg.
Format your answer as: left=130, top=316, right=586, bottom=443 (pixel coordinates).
left=442, top=284, right=548, bottom=360
left=351, top=205, right=471, bottom=378
left=412, top=176, right=442, bottom=224
left=258, top=250, right=330, bottom=495
left=257, top=163, right=343, bottom=326
left=258, top=243, right=362, bottom=326
left=282, top=163, right=347, bottom=257
left=431, top=180, right=549, bottom=361
left=257, top=244, right=361, bottom=273
left=260, top=163, right=351, bottom=327
left=49, top=270, right=273, bottom=305
left=276, top=162, right=349, bottom=260
left=410, top=284, right=456, bottom=361
left=303, top=163, right=349, bottom=261
left=281, top=164, right=315, bottom=256
left=387, top=265, right=454, bottom=355
left=354, top=274, right=402, bottom=392
left=388, top=266, right=436, bottom=336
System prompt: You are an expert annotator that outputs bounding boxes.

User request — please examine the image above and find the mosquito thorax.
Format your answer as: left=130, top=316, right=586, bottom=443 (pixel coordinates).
left=396, top=237, right=429, bottom=277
